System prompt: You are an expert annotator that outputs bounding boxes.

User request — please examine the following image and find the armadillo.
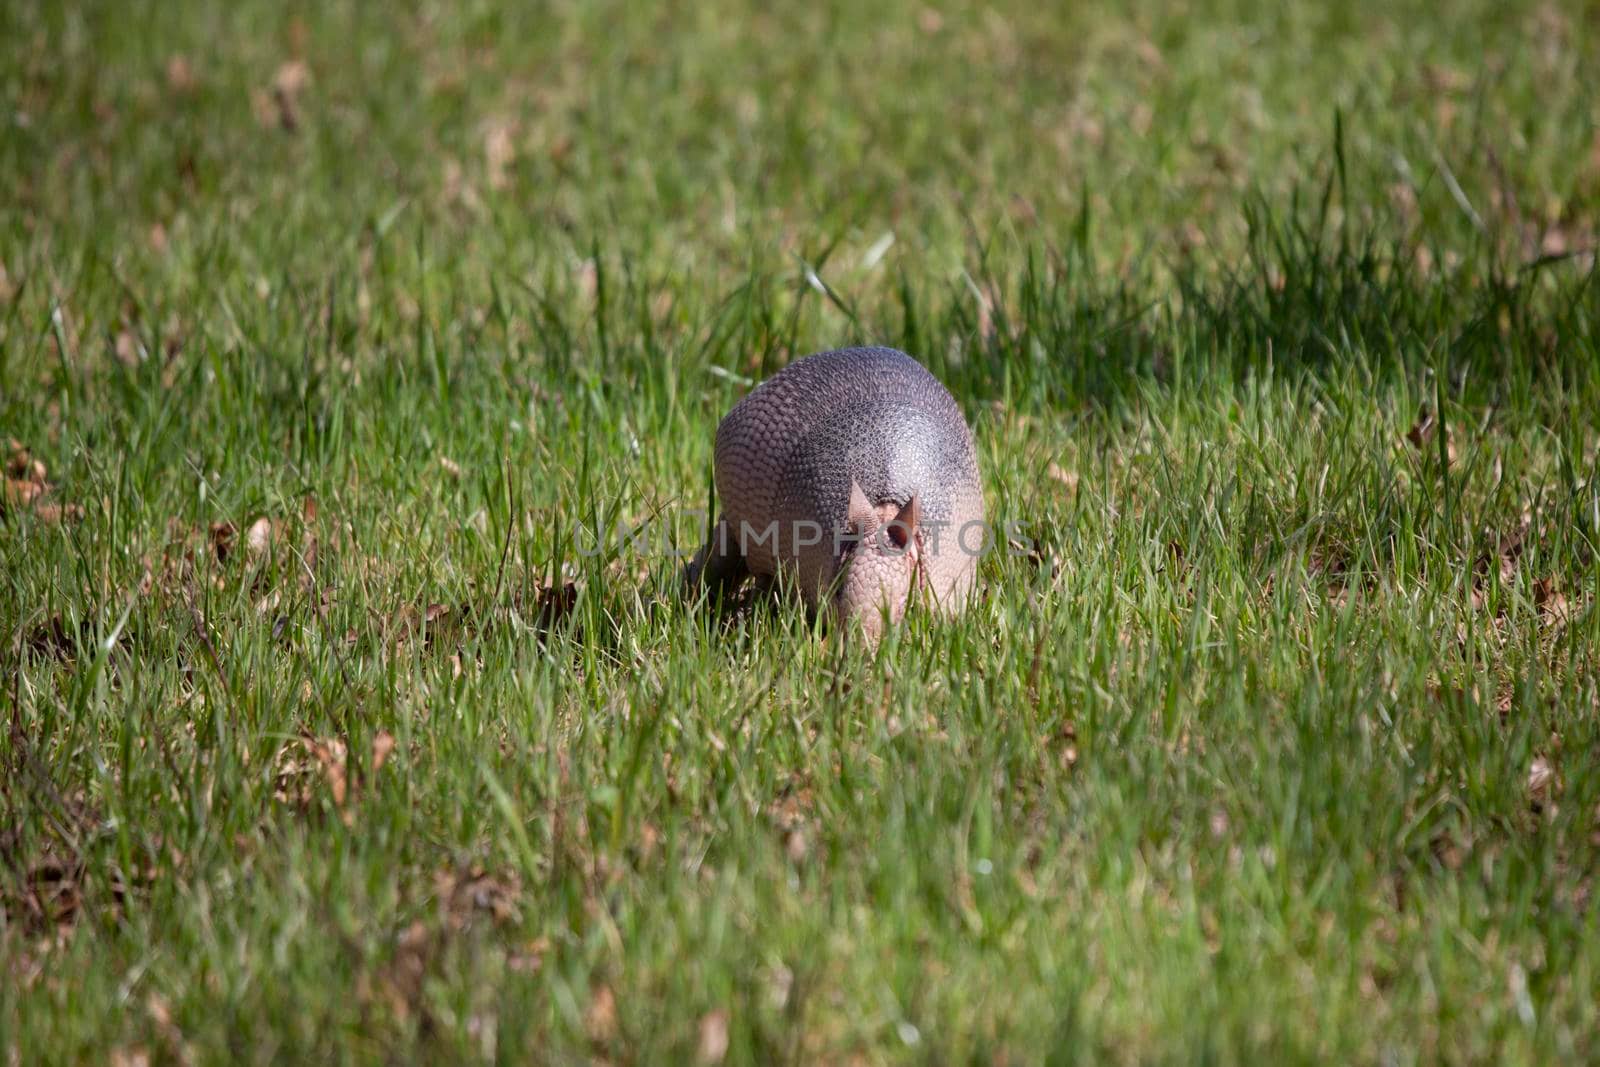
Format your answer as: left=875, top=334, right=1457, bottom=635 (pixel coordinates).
left=689, top=346, right=985, bottom=640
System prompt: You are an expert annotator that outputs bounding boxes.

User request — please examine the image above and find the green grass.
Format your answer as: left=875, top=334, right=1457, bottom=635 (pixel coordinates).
left=3, top=0, right=1599, bottom=1062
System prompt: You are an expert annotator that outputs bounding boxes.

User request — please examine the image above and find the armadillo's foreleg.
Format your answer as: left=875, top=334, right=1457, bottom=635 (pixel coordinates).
left=684, top=515, right=749, bottom=597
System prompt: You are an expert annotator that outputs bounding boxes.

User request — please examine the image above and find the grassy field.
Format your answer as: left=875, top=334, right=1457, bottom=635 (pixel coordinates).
left=3, top=0, right=1599, bottom=1062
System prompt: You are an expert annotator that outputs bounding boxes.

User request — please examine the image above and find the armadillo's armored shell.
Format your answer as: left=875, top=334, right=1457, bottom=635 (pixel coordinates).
left=703, top=346, right=985, bottom=630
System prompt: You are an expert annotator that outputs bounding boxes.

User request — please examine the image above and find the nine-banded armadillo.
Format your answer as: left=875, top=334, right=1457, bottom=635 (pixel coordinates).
left=689, top=346, right=985, bottom=641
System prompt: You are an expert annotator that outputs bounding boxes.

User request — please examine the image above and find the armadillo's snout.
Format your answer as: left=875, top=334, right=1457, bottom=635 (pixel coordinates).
left=833, top=481, right=922, bottom=642
left=832, top=542, right=918, bottom=641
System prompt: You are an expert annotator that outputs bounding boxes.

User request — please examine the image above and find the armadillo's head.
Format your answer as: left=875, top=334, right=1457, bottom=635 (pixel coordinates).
left=833, top=479, right=922, bottom=644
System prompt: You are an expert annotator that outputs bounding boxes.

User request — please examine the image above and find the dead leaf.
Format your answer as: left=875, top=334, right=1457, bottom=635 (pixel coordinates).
left=1209, top=809, right=1229, bottom=839
left=1528, top=757, right=1556, bottom=806
left=484, top=119, right=517, bottom=190
left=24, top=614, right=77, bottom=659
left=387, top=601, right=457, bottom=648
left=379, top=920, right=434, bottom=1021
left=32, top=501, right=85, bottom=524
left=165, top=55, right=195, bottom=93
left=4, top=478, right=44, bottom=509
left=534, top=580, right=579, bottom=628
left=507, top=936, right=549, bottom=974
left=768, top=776, right=815, bottom=863
left=974, top=286, right=995, bottom=343
left=145, top=991, right=191, bottom=1065
left=1389, top=181, right=1419, bottom=223
left=7, top=443, right=46, bottom=483
left=1422, top=63, right=1469, bottom=95
left=1047, top=462, right=1079, bottom=492
left=1130, top=101, right=1154, bottom=136
left=636, top=821, right=661, bottom=862
left=384, top=604, right=416, bottom=639
left=309, top=737, right=348, bottom=807
left=441, top=157, right=483, bottom=213
left=16, top=852, right=83, bottom=933
left=1530, top=576, right=1576, bottom=624
left=245, top=516, right=274, bottom=558
left=698, top=1009, right=730, bottom=1064
left=1496, top=689, right=1515, bottom=722
left=651, top=289, right=675, bottom=323
left=259, top=60, right=310, bottom=131
left=1404, top=407, right=1457, bottom=465
left=434, top=865, right=522, bottom=929
left=251, top=89, right=277, bottom=128
left=114, top=329, right=142, bottom=367
left=2, top=443, right=82, bottom=524
left=1057, top=718, right=1079, bottom=769
left=371, top=731, right=396, bottom=773
left=439, top=455, right=462, bottom=478
left=208, top=521, right=237, bottom=562
left=574, top=259, right=598, bottom=304
left=1485, top=511, right=1533, bottom=583
left=1007, top=532, right=1055, bottom=576
left=1430, top=829, right=1466, bottom=871
left=274, top=730, right=395, bottom=818
left=1405, top=409, right=1435, bottom=448
left=586, top=983, right=618, bottom=1042
left=274, top=60, right=310, bottom=99
left=273, top=736, right=344, bottom=809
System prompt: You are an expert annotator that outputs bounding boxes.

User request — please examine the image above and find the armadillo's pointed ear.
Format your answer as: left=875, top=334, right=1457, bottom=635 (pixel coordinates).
left=848, top=479, right=878, bottom=533
left=887, top=493, right=919, bottom=548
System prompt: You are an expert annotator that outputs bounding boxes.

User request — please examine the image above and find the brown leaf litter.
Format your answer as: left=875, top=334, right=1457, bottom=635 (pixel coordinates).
left=585, top=983, right=618, bottom=1042
left=522, top=578, right=580, bottom=630
left=0, top=798, right=158, bottom=949
left=165, top=55, right=196, bottom=94
left=386, top=601, right=456, bottom=648
left=253, top=60, right=310, bottom=132
left=362, top=864, right=536, bottom=1026
left=698, top=1009, right=731, bottom=1064
left=1046, top=462, right=1080, bottom=492
left=207, top=514, right=281, bottom=565
left=1403, top=407, right=1459, bottom=467
left=768, top=775, right=816, bottom=866
left=273, top=730, right=396, bottom=823
left=1470, top=508, right=1583, bottom=627
left=433, top=864, right=523, bottom=930
left=142, top=500, right=322, bottom=622
left=3, top=440, right=83, bottom=524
